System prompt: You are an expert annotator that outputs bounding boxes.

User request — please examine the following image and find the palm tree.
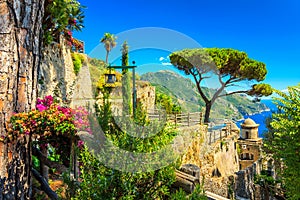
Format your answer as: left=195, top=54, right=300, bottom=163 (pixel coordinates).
left=100, top=32, right=117, bottom=63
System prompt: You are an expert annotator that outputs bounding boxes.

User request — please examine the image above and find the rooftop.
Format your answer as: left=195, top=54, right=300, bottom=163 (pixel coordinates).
left=241, top=118, right=259, bottom=128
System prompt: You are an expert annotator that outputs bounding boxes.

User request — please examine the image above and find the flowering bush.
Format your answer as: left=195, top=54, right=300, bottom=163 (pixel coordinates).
left=71, top=38, right=84, bottom=52
left=7, top=96, right=90, bottom=147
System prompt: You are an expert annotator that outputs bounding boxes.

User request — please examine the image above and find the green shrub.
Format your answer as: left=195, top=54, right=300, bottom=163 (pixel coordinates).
left=77, top=53, right=87, bottom=65
left=170, top=188, right=187, bottom=200
left=71, top=94, right=181, bottom=199
left=155, top=92, right=182, bottom=114
left=71, top=52, right=82, bottom=75
left=170, top=184, right=207, bottom=200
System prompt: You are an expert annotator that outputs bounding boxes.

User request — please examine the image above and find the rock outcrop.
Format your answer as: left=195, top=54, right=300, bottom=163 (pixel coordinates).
left=182, top=125, right=240, bottom=198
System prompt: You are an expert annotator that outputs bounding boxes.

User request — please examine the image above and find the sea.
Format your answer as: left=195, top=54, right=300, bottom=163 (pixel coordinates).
left=235, top=99, right=277, bottom=138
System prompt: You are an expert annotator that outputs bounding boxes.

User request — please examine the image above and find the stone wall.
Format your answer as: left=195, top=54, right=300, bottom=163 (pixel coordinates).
left=71, top=62, right=95, bottom=110
left=38, top=39, right=77, bottom=102
left=38, top=39, right=95, bottom=110
left=136, top=81, right=156, bottom=111
left=235, top=160, right=262, bottom=200
left=234, top=154, right=277, bottom=200
left=105, top=81, right=156, bottom=115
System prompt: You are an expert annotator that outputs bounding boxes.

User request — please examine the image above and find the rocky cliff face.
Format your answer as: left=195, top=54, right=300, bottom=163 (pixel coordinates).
left=181, top=126, right=278, bottom=200
left=182, top=127, right=240, bottom=198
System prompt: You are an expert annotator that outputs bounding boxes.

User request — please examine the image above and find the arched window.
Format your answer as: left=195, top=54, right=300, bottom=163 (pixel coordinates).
left=246, top=153, right=249, bottom=159
left=240, top=153, right=254, bottom=160
left=245, top=131, right=249, bottom=138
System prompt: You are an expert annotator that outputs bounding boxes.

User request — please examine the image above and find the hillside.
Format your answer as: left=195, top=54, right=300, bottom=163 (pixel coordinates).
left=87, top=57, right=106, bottom=95
left=141, top=70, right=269, bottom=121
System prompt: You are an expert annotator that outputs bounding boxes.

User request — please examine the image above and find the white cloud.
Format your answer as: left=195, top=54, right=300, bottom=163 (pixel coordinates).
left=161, top=62, right=172, bottom=66
left=159, top=57, right=165, bottom=61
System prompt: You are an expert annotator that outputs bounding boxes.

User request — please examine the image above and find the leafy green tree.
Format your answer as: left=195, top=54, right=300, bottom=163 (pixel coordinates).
left=155, top=93, right=181, bottom=114
left=264, top=84, right=300, bottom=199
left=121, top=41, right=132, bottom=115
left=100, top=32, right=117, bottom=63
left=169, top=48, right=272, bottom=122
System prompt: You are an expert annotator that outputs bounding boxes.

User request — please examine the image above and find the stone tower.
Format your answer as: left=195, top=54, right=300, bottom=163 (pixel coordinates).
left=241, top=118, right=259, bottom=139
left=237, top=118, right=263, bottom=170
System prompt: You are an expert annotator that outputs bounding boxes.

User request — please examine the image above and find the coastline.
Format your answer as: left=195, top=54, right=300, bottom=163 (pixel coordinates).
left=245, top=108, right=271, bottom=117
left=234, top=108, right=270, bottom=122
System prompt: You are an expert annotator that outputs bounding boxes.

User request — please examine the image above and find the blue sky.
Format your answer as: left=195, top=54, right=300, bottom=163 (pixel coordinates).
left=74, top=0, right=300, bottom=91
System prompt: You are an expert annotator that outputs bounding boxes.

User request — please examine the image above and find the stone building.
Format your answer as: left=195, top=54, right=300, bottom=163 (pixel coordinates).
left=136, top=81, right=156, bottom=111
left=102, top=80, right=156, bottom=115
left=237, top=118, right=263, bottom=170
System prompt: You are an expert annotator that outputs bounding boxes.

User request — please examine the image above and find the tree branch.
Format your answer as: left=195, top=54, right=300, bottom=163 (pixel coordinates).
left=189, top=68, right=209, bottom=103
left=213, top=76, right=247, bottom=99
left=32, top=146, right=68, bottom=173
left=226, top=83, right=239, bottom=87
left=32, top=168, right=59, bottom=200
left=217, top=73, right=225, bottom=86
left=218, top=90, right=249, bottom=98
left=190, top=67, right=198, bottom=76
left=227, top=77, right=243, bottom=84
left=201, top=76, right=211, bottom=80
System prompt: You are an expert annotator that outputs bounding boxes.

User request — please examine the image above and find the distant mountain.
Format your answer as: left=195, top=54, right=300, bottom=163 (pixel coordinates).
left=141, top=70, right=269, bottom=121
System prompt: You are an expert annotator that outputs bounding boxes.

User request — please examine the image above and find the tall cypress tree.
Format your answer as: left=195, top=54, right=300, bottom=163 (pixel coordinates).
left=121, top=42, right=132, bottom=115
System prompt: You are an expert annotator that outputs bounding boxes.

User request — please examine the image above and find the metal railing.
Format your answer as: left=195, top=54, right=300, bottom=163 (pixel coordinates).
left=207, top=121, right=237, bottom=144
left=147, top=110, right=203, bottom=127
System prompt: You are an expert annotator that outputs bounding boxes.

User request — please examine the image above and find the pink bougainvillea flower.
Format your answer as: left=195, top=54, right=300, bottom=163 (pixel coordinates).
left=37, top=98, right=43, bottom=105
left=77, top=140, right=84, bottom=148
left=36, top=104, right=47, bottom=112
left=44, top=95, right=53, bottom=106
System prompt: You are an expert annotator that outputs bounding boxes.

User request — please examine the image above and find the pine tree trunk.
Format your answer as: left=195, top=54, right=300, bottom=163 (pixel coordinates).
left=204, top=102, right=212, bottom=123
left=0, top=0, right=44, bottom=199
